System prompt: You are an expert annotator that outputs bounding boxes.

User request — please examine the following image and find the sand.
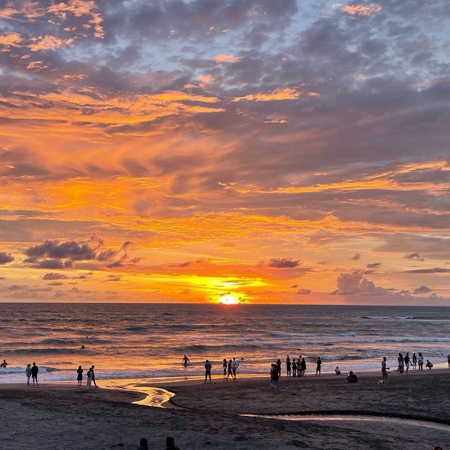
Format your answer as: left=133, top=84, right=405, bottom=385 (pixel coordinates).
left=1, top=369, right=450, bottom=449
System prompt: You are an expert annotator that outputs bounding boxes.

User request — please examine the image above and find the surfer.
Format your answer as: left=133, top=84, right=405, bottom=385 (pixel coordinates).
left=182, top=354, right=190, bottom=367
left=0, top=359, right=7, bottom=368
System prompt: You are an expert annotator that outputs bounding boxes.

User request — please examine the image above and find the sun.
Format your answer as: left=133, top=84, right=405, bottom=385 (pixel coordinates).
left=218, top=294, right=240, bottom=305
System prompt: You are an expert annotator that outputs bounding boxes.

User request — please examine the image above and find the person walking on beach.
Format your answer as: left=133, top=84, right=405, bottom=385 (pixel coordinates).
left=77, top=365, right=83, bottom=386
left=316, top=357, right=322, bottom=376
left=301, top=357, right=306, bottom=377
left=418, top=352, right=424, bottom=370
left=381, top=357, right=388, bottom=382
left=164, top=436, right=180, bottom=450
left=31, top=362, right=39, bottom=385
left=269, top=363, right=279, bottom=394
left=204, top=360, right=212, bottom=383
left=90, top=365, right=97, bottom=387
left=232, top=358, right=239, bottom=380
left=286, top=355, right=291, bottom=377
left=404, top=353, right=411, bottom=373
left=182, top=355, right=190, bottom=367
left=25, top=363, right=32, bottom=385
left=412, top=353, right=417, bottom=369
left=86, top=367, right=92, bottom=389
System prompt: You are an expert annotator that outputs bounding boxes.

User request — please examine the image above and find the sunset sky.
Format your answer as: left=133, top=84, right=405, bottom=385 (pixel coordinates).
left=0, top=0, right=449, bottom=304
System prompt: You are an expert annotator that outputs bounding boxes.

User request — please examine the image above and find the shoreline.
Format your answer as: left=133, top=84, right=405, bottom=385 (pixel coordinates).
left=1, top=369, right=450, bottom=449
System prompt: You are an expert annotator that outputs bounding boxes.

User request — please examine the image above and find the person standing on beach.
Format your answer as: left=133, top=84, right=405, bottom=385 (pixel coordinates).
left=182, top=355, right=190, bottom=367
left=381, top=357, right=388, bottom=382
left=204, top=360, right=212, bottom=383
left=232, top=358, right=239, bottom=380
left=292, top=358, right=297, bottom=377
left=286, top=355, right=291, bottom=376
left=226, top=359, right=232, bottom=380
left=31, top=362, right=39, bottom=385
left=412, top=353, right=417, bottom=369
left=86, top=367, right=92, bottom=389
left=77, top=365, right=83, bottom=386
left=316, top=357, right=322, bottom=376
left=25, top=363, right=32, bottom=385
left=222, top=358, right=227, bottom=378
left=301, top=357, right=306, bottom=376
left=418, top=352, right=424, bottom=370
left=269, top=363, right=279, bottom=394
left=397, top=353, right=404, bottom=373
left=404, top=353, right=411, bottom=373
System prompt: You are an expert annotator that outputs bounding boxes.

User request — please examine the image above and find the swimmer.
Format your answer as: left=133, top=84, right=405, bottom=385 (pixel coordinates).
left=182, top=354, right=190, bottom=367
left=0, top=359, right=7, bottom=368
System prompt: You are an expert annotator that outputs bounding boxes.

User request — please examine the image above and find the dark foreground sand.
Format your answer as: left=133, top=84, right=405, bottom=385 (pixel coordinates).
left=1, top=369, right=450, bottom=450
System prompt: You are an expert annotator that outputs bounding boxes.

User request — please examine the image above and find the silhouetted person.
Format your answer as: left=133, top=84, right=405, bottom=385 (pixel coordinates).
left=90, top=365, right=97, bottom=387
left=25, top=363, right=32, bottom=385
left=31, top=362, right=39, bottom=385
left=335, top=366, right=341, bottom=375
left=426, top=360, right=433, bottom=369
left=347, top=371, right=358, bottom=383
left=0, top=359, right=7, bottom=368
left=316, top=357, right=322, bottom=376
left=164, top=436, right=180, bottom=450
left=301, top=357, right=306, bottom=376
left=232, top=358, right=239, bottom=380
left=286, top=355, right=291, bottom=376
left=138, top=437, right=148, bottom=450
left=204, top=360, right=212, bottom=383
left=77, top=365, right=83, bottom=386
left=182, top=355, right=190, bottom=367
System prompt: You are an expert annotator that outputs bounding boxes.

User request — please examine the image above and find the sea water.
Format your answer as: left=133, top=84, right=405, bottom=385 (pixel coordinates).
left=1, top=303, right=449, bottom=383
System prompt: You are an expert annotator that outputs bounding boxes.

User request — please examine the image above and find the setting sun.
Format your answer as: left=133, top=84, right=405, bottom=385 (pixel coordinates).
left=218, top=294, right=240, bottom=305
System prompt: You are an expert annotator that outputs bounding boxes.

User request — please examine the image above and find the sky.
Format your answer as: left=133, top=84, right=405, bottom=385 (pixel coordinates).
left=0, top=0, right=450, bottom=305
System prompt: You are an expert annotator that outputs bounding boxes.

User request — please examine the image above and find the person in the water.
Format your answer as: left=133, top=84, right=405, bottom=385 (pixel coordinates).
left=182, top=354, right=190, bottom=366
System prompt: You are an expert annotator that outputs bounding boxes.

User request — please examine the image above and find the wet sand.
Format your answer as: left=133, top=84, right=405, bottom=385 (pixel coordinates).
left=1, top=369, right=449, bottom=449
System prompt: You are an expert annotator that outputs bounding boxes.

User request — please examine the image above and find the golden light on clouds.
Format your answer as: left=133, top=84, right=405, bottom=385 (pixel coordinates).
left=333, top=3, right=382, bottom=16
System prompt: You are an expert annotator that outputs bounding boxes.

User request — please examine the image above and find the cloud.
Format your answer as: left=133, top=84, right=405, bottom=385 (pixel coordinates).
left=333, top=3, right=382, bottom=17
left=335, top=271, right=389, bottom=295
left=214, top=55, right=240, bottom=64
left=404, top=253, right=424, bottom=261
left=351, top=254, right=361, bottom=261
left=297, top=288, right=311, bottom=295
left=106, top=274, right=121, bottom=282
left=233, top=87, right=315, bottom=102
left=405, top=268, right=450, bottom=274
left=43, top=273, right=69, bottom=280
left=413, top=285, right=432, bottom=294
left=72, top=272, right=93, bottom=279
left=0, top=252, right=14, bottom=264
left=38, top=259, right=65, bottom=269
left=25, top=240, right=96, bottom=261
left=268, top=258, right=301, bottom=268
left=366, top=263, right=381, bottom=269
left=47, top=281, right=64, bottom=286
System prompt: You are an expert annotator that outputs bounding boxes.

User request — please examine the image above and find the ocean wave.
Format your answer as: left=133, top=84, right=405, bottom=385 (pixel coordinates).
left=0, top=366, right=58, bottom=374
left=363, top=316, right=415, bottom=320
left=1, top=347, right=93, bottom=355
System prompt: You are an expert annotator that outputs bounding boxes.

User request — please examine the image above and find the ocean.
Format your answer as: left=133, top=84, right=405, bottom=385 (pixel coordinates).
left=1, top=303, right=449, bottom=383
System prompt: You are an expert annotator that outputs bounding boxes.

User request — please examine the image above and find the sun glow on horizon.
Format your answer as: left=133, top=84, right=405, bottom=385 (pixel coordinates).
left=218, top=294, right=240, bottom=305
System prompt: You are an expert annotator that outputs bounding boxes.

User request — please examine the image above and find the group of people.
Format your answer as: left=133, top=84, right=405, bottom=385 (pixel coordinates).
left=76, top=365, right=98, bottom=389
left=25, top=362, right=39, bottom=385
left=138, top=436, right=180, bottom=450
left=395, top=352, right=435, bottom=374
left=285, top=355, right=308, bottom=377
left=222, top=358, right=240, bottom=381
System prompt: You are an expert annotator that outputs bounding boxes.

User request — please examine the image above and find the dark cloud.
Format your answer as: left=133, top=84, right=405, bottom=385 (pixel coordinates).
left=25, top=240, right=96, bottom=261
left=72, top=272, right=93, bottom=279
left=43, top=273, right=69, bottom=280
left=404, top=253, right=424, bottom=261
left=0, top=252, right=14, bottom=264
left=47, top=281, right=64, bottom=286
left=413, top=285, right=432, bottom=294
left=297, top=288, right=311, bottom=295
left=268, top=258, right=301, bottom=268
left=38, top=259, right=65, bottom=269
left=405, top=268, right=450, bottom=274
left=367, top=263, right=381, bottom=269
left=351, top=254, right=360, bottom=261
left=106, top=275, right=121, bottom=282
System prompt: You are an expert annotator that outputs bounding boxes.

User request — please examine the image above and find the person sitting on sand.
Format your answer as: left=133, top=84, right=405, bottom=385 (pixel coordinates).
left=347, top=371, right=358, bottom=383
left=426, top=360, right=433, bottom=369
left=316, top=357, right=322, bottom=376
left=0, top=359, right=7, bottom=368
left=138, top=438, right=148, bottom=450
left=335, top=366, right=341, bottom=375
left=31, top=362, right=39, bottom=385
left=204, top=359, right=212, bottom=384
left=269, top=363, right=279, bottom=394
left=164, top=436, right=180, bottom=450
left=182, top=355, right=190, bottom=367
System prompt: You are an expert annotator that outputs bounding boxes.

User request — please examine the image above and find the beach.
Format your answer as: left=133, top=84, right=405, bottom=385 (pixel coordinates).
left=1, top=369, right=449, bottom=449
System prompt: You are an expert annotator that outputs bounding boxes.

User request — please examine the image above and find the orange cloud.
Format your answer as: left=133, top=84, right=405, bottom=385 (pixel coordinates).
left=0, top=32, right=24, bottom=50
left=233, top=87, right=312, bottom=102
left=214, top=54, right=240, bottom=63
left=333, top=3, right=382, bottom=17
